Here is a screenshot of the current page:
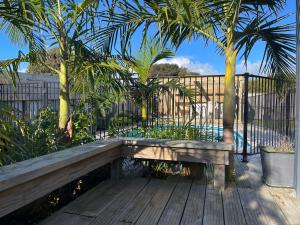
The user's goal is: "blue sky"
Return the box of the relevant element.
[0,0,296,75]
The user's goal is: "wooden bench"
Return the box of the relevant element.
[0,139,123,218]
[0,138,233,218]
[122,138,233,189]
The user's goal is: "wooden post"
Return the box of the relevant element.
[214,164,225,190]
[295,0,300,197]
[111,158,122,179]
[42,81,48,108]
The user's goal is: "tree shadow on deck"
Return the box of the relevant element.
[233,154,294,225]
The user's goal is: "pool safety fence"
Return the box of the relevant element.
[0,74,295,159]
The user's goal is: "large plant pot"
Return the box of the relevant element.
[260,146,294,188]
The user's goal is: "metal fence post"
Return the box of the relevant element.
[42,81,48,108]
[294,0,300,196]
[242,73,249,162]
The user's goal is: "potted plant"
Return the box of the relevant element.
[260,138,294,187]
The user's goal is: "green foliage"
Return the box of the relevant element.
[30,107,61,152]
[150,63,200,77]
[0,0,46,82]
[150,63,180,77]
[142,126,204,140]
[143,160,174,178]
[0,106,95,166]
[108,113,133,137]
[99,0,295,77]
[0,107,62,166]
[72,109,95,145]
[114,123,220,142]
[27,48,60,74]
[124,39,175,84]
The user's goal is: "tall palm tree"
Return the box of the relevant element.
[22,0,104,130]
[1,0,131,132]
[94,0,295,173]
[97,0,295,141]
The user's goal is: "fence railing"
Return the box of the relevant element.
[0,74,296,158]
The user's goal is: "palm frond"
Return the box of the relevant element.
[123,39,175,83]
[235,14,296,78]
[241,0,285,13]
[0,0,46,83]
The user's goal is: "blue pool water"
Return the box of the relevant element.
[117,125,251,152]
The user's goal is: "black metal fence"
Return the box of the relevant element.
[0,82,79,118]
[244,74,296,155]
[0,74,296,157]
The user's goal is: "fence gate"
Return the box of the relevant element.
[242,74,296,160]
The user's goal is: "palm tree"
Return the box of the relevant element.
[1,0,131,132]
[98,0,295,141]
[121,40,195,127]
[20,0,107,130]
[97,0,296,173]
[94,0,295,173]
[123,41,175,122]
[32,0,133,132]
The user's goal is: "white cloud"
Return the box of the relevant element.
[157,56,220,75]
[18,67,27,73]
[236,60,265,75]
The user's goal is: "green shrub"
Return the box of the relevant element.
[108,113,133,136]
[30,107,61,152]
[72,109,95,145]
[0,107,95,166]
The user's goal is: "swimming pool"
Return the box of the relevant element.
[116,124,251,153]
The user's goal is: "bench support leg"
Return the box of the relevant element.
[214,164,225,190]
[111,158,122,179]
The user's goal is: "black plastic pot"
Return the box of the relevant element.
[260,146,294,188]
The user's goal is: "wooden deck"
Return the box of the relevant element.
[39,155,300,225]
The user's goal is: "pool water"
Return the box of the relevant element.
[117,125,251,153]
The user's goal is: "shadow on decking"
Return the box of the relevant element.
[38,157,291,225]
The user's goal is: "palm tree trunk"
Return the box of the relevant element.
[223,42,237,178]
[141,96,147,122]
[58,60,70,129]
[223,51,236,143]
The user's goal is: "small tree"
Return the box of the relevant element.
[28,0,101,130]
[123,40,195,126]
[124,41,174,121]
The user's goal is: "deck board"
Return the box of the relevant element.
[203,188,224,225]
[39,156,296,225]
[223,186,246,225]
[238,187,277,225]
[63,179,126,217]
[254,187,288,225]
[114,179,163,224]
[89,178,149,225]
[268,188,300,225]
[157,178,192,225]
[180,180,206,225]
[135,178,177,225]
[39,212,93,225]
